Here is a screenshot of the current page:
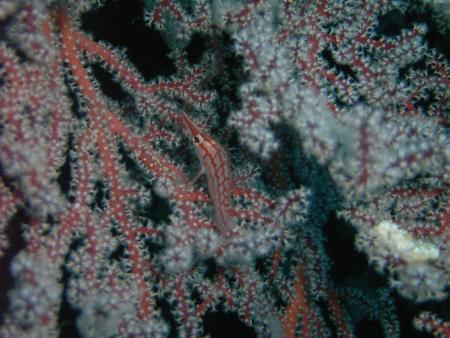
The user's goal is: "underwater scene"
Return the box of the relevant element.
[0,1,448,337]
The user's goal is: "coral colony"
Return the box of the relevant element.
[0,1,448,337]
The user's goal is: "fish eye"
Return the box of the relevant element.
[193,136,200,143]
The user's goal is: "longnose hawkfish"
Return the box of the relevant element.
[179,112,236,236]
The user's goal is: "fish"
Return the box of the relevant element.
[179,112,236,236]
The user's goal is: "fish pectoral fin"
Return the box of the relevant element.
[189,167,205,186]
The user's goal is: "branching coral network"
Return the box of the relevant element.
[0,1,448,337]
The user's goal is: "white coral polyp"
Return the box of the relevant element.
[360,220,447,302]
[374,220,440,263]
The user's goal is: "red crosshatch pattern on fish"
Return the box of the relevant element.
[179,112,236,236]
